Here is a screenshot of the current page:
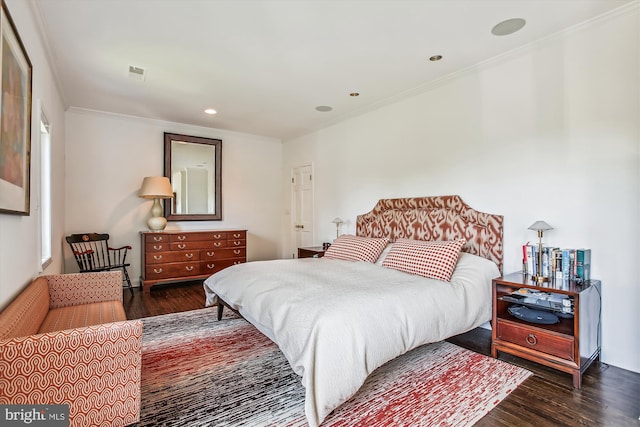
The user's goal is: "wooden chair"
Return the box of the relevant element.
[65,233,133,295]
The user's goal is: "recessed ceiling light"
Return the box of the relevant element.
[349,92,360,97]
[315,106,333,112]
[429,55,443,62]
[204,108,217,115]
[491,18,526,36]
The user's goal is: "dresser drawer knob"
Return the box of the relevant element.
[214,242,222,247]
[185,253,194,259]
[207,251,215,257]
[186,266,194,271]
[153,268,163,274]
[233,241,241,246]
[233,261,242,265]
[214,234,222,239]
[178,235,186,241]
[153,236,162,242]
[233,233,241,238]
[178,244,186,249]
[153,245,163,250]
[207,263,215,269]
[153,255,163,260]
[526,334,538,346]
[233,249,241,255]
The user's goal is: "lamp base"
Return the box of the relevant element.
[147,216,167,231]
[532,275,549,284]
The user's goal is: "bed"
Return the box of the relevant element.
[203,195,503,427]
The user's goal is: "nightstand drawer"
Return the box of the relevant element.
[496,321,574,361]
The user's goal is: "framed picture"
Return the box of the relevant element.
[0,1,32,215]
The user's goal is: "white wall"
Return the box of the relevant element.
[65,109,283,286]
[282,7,639,373]
[0,0,66,309]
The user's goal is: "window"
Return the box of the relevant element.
[40,114,52,269]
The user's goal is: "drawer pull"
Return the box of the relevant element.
[233,261,242,265]
[178,244,186,249]
[234,249,241,255]
[207,263,215,269]
[178,235,186,241]
[233,241,241,246]
[185,253,194,259]
[526,334,538,346]
[214,242,222,247]
[214,234,222,239]
[207,251,215,257]
[233,233,241,238]
[153,236,163,242]
[153,245,163,250]
[153,268,163,274]
[186,266,194,271]
[153,255,163,260]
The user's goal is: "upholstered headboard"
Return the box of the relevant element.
[356,195,504,272]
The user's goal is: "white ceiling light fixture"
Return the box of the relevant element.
[429,55,443,62]
[349,92,360,97]
[204,108,217,115]
[491,18,526,36]
[315,106,333,112]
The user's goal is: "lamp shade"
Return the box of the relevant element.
[332,217,343,225]
[528,220,553,231]
[139,176,173,199]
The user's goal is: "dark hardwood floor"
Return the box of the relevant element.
[125,282,640,427]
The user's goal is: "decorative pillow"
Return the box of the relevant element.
[381,238,466,282]
[324,235,389,263]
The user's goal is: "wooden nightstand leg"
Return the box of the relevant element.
[217,302,224,321]
[491,344,497,358]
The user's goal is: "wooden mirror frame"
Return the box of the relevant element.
[164,132,222,221]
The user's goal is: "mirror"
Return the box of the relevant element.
[164,132,222,221]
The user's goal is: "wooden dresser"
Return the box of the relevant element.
[140,229,246,293]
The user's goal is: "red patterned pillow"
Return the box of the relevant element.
[324,235,389,263]
[382,238,466,281]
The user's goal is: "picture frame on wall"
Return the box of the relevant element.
[0,1,32,215]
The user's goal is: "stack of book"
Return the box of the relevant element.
[522,244,591,281]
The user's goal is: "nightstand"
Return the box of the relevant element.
[297,246,326,258]
[491,272,601,388]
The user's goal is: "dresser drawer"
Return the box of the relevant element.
[145,251,200,265]
[146,242,169,252]
[145,234,169,244]
[201,248,246,260]
[228,231,246,240]
[170,240,230,251]
[145,262,201,280]
[496,321,574,361]
[169,232,226,243]
[200,259,245,275]
[228,239,246,248]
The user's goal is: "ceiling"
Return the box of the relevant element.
[32,0,634,140]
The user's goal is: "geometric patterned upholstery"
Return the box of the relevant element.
[0,321,142,427]
[0,271,142,426]
[356,195,504,272]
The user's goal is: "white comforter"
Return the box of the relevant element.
[203,252,499,427]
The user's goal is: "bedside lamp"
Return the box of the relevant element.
[139,176,173,231]
[332,217,343,239]
[528,220,553,284]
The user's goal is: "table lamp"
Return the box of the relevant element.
[139,176,173,231]
[332,217,343,239]
[528,220,553,284]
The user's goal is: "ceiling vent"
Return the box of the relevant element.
[128,65,146,81]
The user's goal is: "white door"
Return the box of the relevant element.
[292,164,314,257]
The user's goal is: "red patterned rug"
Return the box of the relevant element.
[139,308,531,426]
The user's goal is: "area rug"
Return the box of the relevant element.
[139,308,531,426]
